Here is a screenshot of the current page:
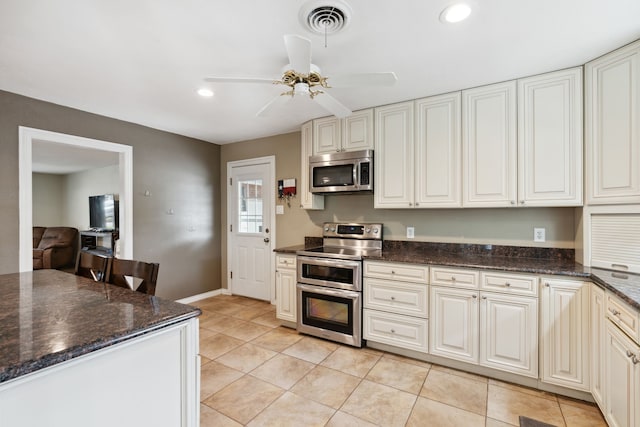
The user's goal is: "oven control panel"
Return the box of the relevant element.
[322,222,383,240]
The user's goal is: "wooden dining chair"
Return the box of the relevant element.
[75,251,112,282]
[108,258,159,296]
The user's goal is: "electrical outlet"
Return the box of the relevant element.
[406,226,415,239]
[534,227,546,242]
[276,205,284,215]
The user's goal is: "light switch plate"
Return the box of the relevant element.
[276,205,284,215]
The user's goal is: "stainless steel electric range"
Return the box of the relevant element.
[296,222,383,347]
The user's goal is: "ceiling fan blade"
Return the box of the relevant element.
[284,34,311,75]
[327,72,398,88]
[256,94,291,117]
[313,92,352,118]
[204,77,278,84]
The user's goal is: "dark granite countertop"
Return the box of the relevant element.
[0,270,201,384]
[275,239,640,311]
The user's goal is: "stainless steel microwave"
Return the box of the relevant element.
[309,149,373,194]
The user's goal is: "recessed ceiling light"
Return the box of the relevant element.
[440,3,471,23]
[197,88,214,97]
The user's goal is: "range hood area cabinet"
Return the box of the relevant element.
[312,109,374,155]
[300,121,324,210]
[373,67,583,209]
[585,39,640,205]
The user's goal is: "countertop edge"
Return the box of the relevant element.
[0,309,200,385]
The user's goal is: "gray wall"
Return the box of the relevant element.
[32,173,64,226]
[220,131,577,290]
[0,90,221,300]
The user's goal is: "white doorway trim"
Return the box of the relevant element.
[226,156,276,303]
[19,127,133,272]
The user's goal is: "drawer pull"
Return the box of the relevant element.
[390,329,395,334]
[544,282,549,287]
[451,277,457,282]
[610,309,620,316]
[633,356,639,365]
[391,270,395,274]
[627,350,634,357]
[481,296,487,300]
[390,296,396,301]
[472,294,477,299]
[504,282,511,287]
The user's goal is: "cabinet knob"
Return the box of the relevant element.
[472,294,477,299]
[505,282,511,287]
[391,270,395,274]
[390,329,396,334]
[390,296,396,301]
[451,277,457,282]
[544,282,549,287]
[408,203,413,206]
[510,200,516,205]
[415,203,419,206]
[481,296,487,300]
[627,350,634,357]
[633,355,639,365]
[520,200,525,205]
[611,309,620,316]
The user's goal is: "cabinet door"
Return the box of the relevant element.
[462,81,517,207]
[313,116,341,154]
[518,68,583,206]
[591,284,606,409]
[374,101,415,208]
[276,268,297,323]
[299,121,324,210]
[480,293,538,378]
[343,109,374,152]
[540,278,590,391]
[586,40,640,204]
[415,92,462,208]
[429,286,479,364]
[604,321,640,427]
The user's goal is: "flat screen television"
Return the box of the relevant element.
[89,194,119,231]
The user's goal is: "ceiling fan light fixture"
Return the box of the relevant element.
[440,3,472,23]
[293,82,311,96]
[197,88,214,97]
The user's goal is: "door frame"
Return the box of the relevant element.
[226,156,276,303]
[19,127,133,272]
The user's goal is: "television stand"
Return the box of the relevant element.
[80,230,117,254]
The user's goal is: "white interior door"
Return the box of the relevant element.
[228,158,274,301]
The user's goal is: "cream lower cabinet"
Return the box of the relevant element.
[430,267,538,377]
[479,292,538,378]
[540,278,590,391]
[275,254,297,323]
[363,261,429,352]
[591,284,606,408]
[604,320,640,427]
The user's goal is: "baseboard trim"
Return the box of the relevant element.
[175,288,231,304]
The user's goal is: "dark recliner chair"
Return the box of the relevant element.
[33,226,79,270]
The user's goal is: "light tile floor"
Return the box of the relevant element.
[195,294,607,427]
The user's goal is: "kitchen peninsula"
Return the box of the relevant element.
[0,269,200,427]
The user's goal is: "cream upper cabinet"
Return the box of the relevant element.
[586,40,640,205]
[342,109,374,152]
[374,101,415,208]
[462,81,518,207]
[517,68,583,206]
[540,278,590,391]
[300,121,324,210]
[415,92,462,208]
[312,109,374,154]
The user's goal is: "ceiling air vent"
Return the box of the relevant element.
[299,0,352,35]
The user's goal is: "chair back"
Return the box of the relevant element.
[75,251,111,282]
[108,258,159,296]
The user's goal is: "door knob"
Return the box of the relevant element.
[263,237,270,243]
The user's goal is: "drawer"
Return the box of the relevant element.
[364,278,428,318]
[430,266,479,289]
[480,271,538,296]
[363,308,428,353]
[364,261,428,284]
[606,293,640,345]
[276,254,296,270]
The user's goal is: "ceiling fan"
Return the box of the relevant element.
[204,34,398,118]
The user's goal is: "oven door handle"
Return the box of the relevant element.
[296,256,361,269]
[297,283,361,299]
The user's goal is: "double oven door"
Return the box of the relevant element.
[296,256,363,347]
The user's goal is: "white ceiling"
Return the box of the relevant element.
[32,139,118,174]
[2,0,640,145]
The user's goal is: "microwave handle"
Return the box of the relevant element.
[353,162,359,188]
